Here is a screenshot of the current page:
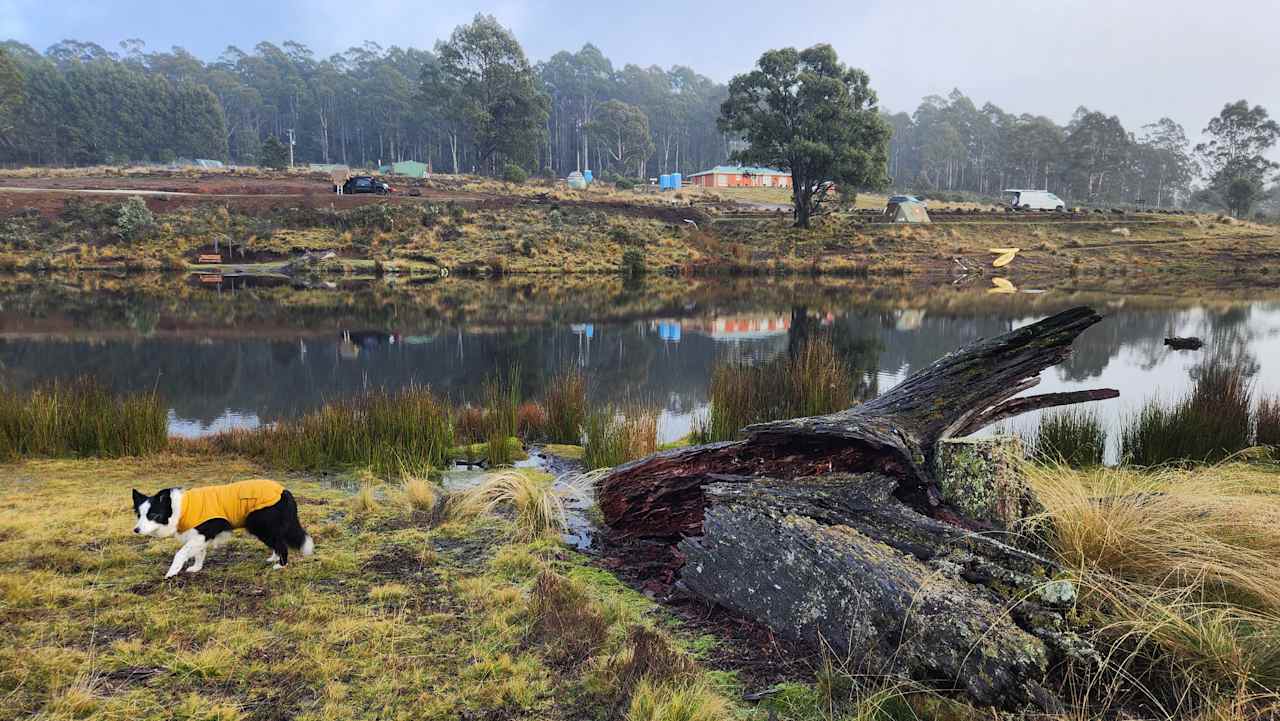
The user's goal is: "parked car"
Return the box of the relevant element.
[1004,189,1065,211]
[339,176,394,195]
[887,194,926,207]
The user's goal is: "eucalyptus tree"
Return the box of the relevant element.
[586,99,654,177]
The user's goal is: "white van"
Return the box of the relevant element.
[1005,189,1065,211]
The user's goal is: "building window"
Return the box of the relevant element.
[717,174,727,187]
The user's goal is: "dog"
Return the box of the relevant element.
[131,479,314,578]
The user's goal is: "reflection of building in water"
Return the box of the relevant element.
[571,323,594,366]
[682,315,791,340]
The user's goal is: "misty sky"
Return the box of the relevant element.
[3,0,1277,154]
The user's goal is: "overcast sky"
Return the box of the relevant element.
[2,0,1277,153]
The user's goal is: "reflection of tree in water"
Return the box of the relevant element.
[789,306,883,401]
[1059,310,1184,381]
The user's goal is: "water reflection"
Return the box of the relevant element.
[2,275,1279,448]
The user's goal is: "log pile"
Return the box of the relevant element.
[597,307,1119,710]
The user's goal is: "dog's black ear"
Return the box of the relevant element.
[132,489,147,509]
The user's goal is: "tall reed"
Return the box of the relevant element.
[1121,361,1252,467]
[1256,395,1280,449]
[0,377,167,459]
[213,385,452,477]
[544,366,587,444]
[700,335,853,443]
[1027,408,1106,467]
[483,364,521,467]
[583,405,658,470]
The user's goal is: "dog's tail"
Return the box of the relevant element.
[280,490,315,557]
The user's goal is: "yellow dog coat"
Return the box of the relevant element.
[177,479,285,533]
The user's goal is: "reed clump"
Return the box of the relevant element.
[544,367,587,443]
[700,335,853,443]
[212,385,452,477]
[1027,408,1106,467]
[1120,361,1252,467]
[483,365,521,467]
[583,405,658,470]
[1256,395,1280,449]
[451,470,565,541]
[0,377,167,459]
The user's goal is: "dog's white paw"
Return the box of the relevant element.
[272,563,284,571]
[266,552,279,563]
[185,565,202,573]
[164,569,179,579]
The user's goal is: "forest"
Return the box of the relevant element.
[0,13,1275,214]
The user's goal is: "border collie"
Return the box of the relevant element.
[131,479,314,578]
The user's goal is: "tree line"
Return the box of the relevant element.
[0,15,729,180]
[0,15,1274,217]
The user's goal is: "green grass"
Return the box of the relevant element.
[699,335,854,443]
[544,367,587,444]
[0,376,167,459]
[1120,361,1253,467]
[211,385,453,477]
[583,405,658,470]
[483,365,522,467]
[1027,408,1106,467]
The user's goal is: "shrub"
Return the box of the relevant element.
[516,402,548,441]
[544,367,587,444]
[1028,409,1106,467]
[0,376,167,459]
[114,196,155,242]
[1120,361,1252,466]
[621,247,646,276]
[584,405,658,470]
[502,163,529,184]
[700,335,853,443]
[615,178,636,191]
[212,386,452,477]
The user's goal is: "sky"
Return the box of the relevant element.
[2,0,1278,153]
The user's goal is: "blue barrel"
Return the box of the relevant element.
[583,169,593,184]
[659,174,672,190]
[671,172,682,189]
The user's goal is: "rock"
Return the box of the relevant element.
[934,436,1038,530]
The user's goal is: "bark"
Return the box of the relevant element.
[597,307,1118,709]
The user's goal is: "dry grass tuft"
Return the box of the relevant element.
[400,475,440,514]
[528,570,609,667]
[349,483,380,516]
[451,470,566,541]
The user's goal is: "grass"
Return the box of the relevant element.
[544,367,588,444]
[0,377,167,459]
[483,365,522,467]
[699,336,853,443]
[1028,462,1280,710]
[1026,408,1106,467]
[583,405,659,470]
[210,385,453,477]
[0,455,752,721]
[451,469,567,541]
[1120,361,1254,467]
[1257,395,1280,449]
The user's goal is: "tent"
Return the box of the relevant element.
[379,160,429,178]
[886,201,931,223]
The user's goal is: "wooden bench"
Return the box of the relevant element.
[198,254,223,264]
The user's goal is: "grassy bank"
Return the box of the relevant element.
[0,170,1274,279]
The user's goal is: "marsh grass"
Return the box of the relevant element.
[452,470,566,541]
[626,679,729,721]
[583,405,658,470]
[1121,361,1252,467]
[1028,463,1280,706]
[0,376,166,459]
[528,570,609,667]
[483,365,522,467]
[544,367,587,443]
[700,335,853,443]
[1027,409,1106,467]
[213,385,452,477]
[1256,395,1280,449]
[400,475,440,514]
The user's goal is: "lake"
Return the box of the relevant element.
[1,273,1276,460]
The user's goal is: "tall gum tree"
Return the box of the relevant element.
[718,44,890,228]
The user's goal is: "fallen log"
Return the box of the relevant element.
[596,306,1119,709]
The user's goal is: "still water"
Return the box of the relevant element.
[0,274,1276,459]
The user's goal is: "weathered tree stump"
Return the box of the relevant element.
[597,307,1119,710]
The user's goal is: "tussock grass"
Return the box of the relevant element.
[528,570,609,667]
[452,470,566,541]
[1028,463,1280,706]
[583,405,658,470]
[400,475,440,514]
[212,385,452,476]
[349,483,380,516]
[700,336,854,443]
[626,678,729,721]
[544,367,588,443]
[0,377,167,459]
[1027,408,1106,467]
[1256,395,1280,449]
[1121,361,1253,467]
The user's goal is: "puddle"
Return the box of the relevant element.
[442,447,597,551]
